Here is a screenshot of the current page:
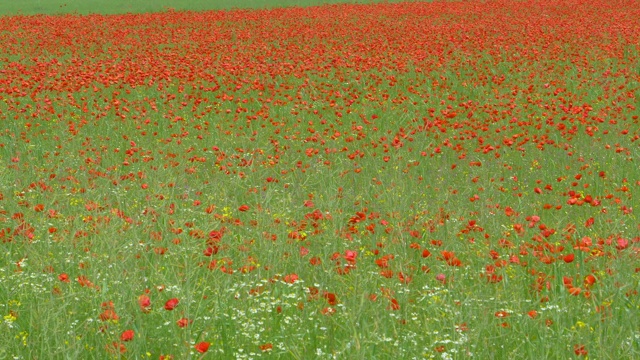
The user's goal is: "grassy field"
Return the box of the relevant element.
[0,0,639,359]
[0,0,416,16]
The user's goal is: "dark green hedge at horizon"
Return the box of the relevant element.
[0,0,424,16]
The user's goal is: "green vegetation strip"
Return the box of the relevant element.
[0,0,423,16]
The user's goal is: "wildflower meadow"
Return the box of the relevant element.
[0,0,638,358]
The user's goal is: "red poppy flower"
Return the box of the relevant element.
[99,309,119,322]
[77,275,95,288]
[321,307,335,315]
[562,253,574,263]
[574,344,588,356]
[138,295,151,312]
[563,276,574,289]
[195,342,210,353]
[344,250,357,263]
[299,246,309,256]
[203,246,218,256]
[569,287,582,296]
[440,251,462,266]
[441,250,455,261]
[323,292,338,306]
[238,205,250,212]
[164,298,179,311]
[616,238,629,250]
[387,298,400,310]
[176,317,192,328]
[584,274,596,287]
[120,329,134,342]
[283,273,299,283]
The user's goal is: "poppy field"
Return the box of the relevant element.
[1,0,639,358]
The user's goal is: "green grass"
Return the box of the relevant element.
[0,0,417,16]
